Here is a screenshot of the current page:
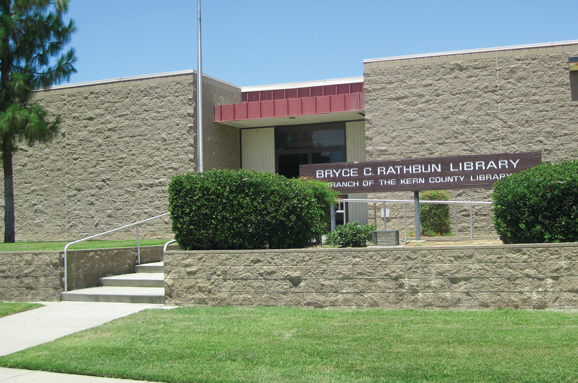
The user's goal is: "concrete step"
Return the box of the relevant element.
[101,273,164,287]
[62,286,165,304]
[136,261,164,273]
[61,261,166,304]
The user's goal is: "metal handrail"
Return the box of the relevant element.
[336,198,492,241]
[163,239,177,254]
[338,198,492,205]
[62,212,170,292]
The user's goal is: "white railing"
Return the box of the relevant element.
[62,212,170,291]
[336,198,492,241]
[163,239,177,253]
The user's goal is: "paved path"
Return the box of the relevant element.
[0,368,159,382]
[0,301,166,382]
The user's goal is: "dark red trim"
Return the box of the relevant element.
[218,82,364,122]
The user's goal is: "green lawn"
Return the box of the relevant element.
[1,307,577,382]
[0,302,42,318]
[0,239,172,252]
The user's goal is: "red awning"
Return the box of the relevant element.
[216,82,364,124]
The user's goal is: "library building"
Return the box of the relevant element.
[5,40,578,241]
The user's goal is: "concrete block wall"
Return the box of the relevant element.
[164,243,578,309]
[0,245,171,301]
[363,42,578,235]
[201,76,242,170]
[0,251,62,301]
[0,71,241,241]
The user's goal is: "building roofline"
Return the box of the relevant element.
[364,40,578,64]
[240,76,364,92]
[41,69,241,91]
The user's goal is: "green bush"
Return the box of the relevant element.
[168,169,338,250]
[325,221,376,248]
[420,190,452,236]
[492,160,578,244]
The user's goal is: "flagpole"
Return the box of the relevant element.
[196,0,203,172]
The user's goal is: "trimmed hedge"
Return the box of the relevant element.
[168,170,338,250]
[325,221,376,248]
[420,190,452,236]
[492,160,578,244]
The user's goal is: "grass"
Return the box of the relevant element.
[0,307,577,382]
[0,239,172,252]
[0,302,42,318]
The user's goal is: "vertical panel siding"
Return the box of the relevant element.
[346,121,368,224]
[346,121,366,162]
[241,128,275,173]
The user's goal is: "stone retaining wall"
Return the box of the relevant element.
[1,245,171,301]
[0,251,62,301]
[164,243,578,309]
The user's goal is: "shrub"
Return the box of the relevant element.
[420,190,452,236]
[325,221,376,248]
[492,160,578,244]
[168,169,338,250]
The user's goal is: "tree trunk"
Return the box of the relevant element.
[0,2,14,242]
[3,143,15,243]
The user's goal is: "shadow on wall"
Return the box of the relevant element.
[570,57,578,101]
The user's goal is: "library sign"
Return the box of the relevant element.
[299,151,542,194]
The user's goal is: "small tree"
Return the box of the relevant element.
[420,190,452,236]
[0,0,76,242]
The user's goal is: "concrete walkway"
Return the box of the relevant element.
[0,301,166,382]
[0,368,159,382]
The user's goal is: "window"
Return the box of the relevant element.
[275,122,346,178]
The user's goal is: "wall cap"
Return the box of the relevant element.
[364,40,578,65]
[166,242,578,254]
[36,70,241,92]
[241,76,364,92]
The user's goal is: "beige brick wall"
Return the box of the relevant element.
[164,243,578,309]
[364,45,578,235]
[0,251,62,301]
[0,245,173,301]
[0,72,241,241]
[201,76,242,170]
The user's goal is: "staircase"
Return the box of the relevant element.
[61,262,165,304]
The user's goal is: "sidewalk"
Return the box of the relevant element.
[0,301,166,382]
[0,367,159,382]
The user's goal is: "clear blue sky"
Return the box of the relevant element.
[65,0,578,87]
